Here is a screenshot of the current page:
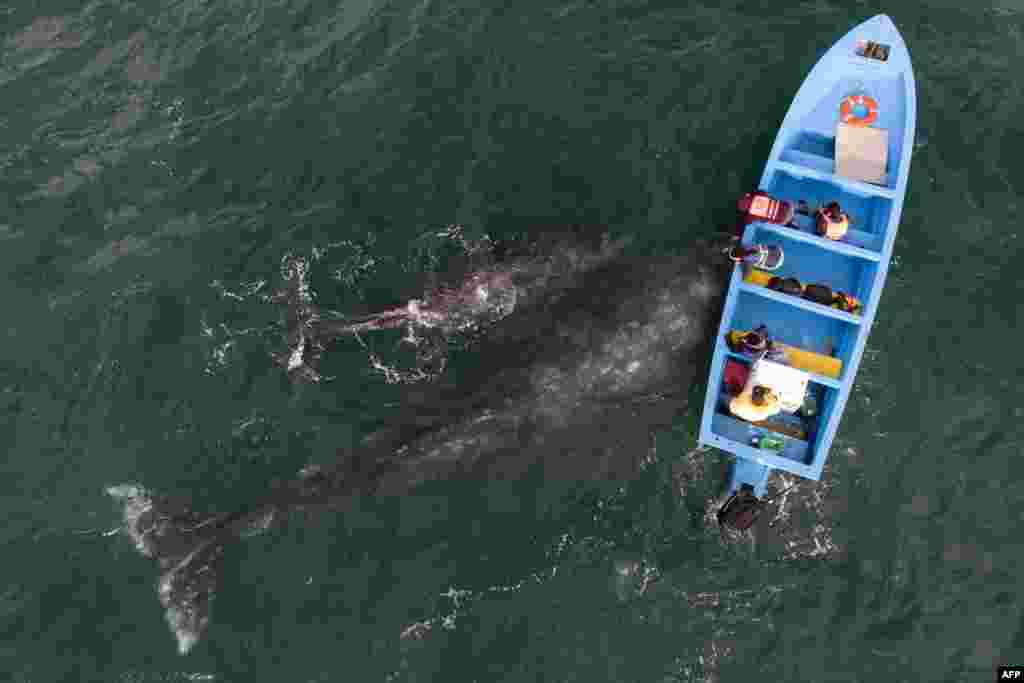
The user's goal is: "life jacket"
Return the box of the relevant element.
[816,209,849,240]
[737,191,794,226]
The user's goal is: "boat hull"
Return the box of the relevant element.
[699,15,916,497]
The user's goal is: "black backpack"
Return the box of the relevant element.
[802,283,835,306]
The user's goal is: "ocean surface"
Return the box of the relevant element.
[2,1,1023,681]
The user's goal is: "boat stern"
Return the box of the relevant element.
[728,458,771,498]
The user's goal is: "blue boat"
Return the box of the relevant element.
[698,15,916,513]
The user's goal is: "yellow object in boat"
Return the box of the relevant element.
[744,268,775,287]
[727,329,842,379]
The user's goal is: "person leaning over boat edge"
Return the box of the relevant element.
[725,242,784,271]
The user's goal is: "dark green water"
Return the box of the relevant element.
[2,1,1023,681]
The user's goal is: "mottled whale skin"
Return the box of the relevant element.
[109,228,729,654]
[272,226,629,383]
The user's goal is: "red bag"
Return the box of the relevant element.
[723,359,750,395]
[737,191,795,226]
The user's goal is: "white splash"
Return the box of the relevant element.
[287,336,306,371]
[241,509,276,538]
[105,484,154,556]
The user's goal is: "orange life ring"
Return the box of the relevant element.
[839,94,878,126]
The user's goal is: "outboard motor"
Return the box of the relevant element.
[717,481,798,532]
[716,484,765,531]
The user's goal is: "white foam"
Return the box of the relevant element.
[105,483,144,500]
[105,484,157,555]
[172,613,200,655]
[241,509,276,538]
[287,337,306,370]
[160,572,207,655]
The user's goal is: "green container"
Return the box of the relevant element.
[756,434,786,452]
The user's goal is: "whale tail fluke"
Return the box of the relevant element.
[107,484,240,655]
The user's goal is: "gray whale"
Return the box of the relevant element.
[109,229,729,654]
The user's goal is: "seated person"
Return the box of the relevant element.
[727,326,788,363]
[815,202,850,240]
[729,383,782,423]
